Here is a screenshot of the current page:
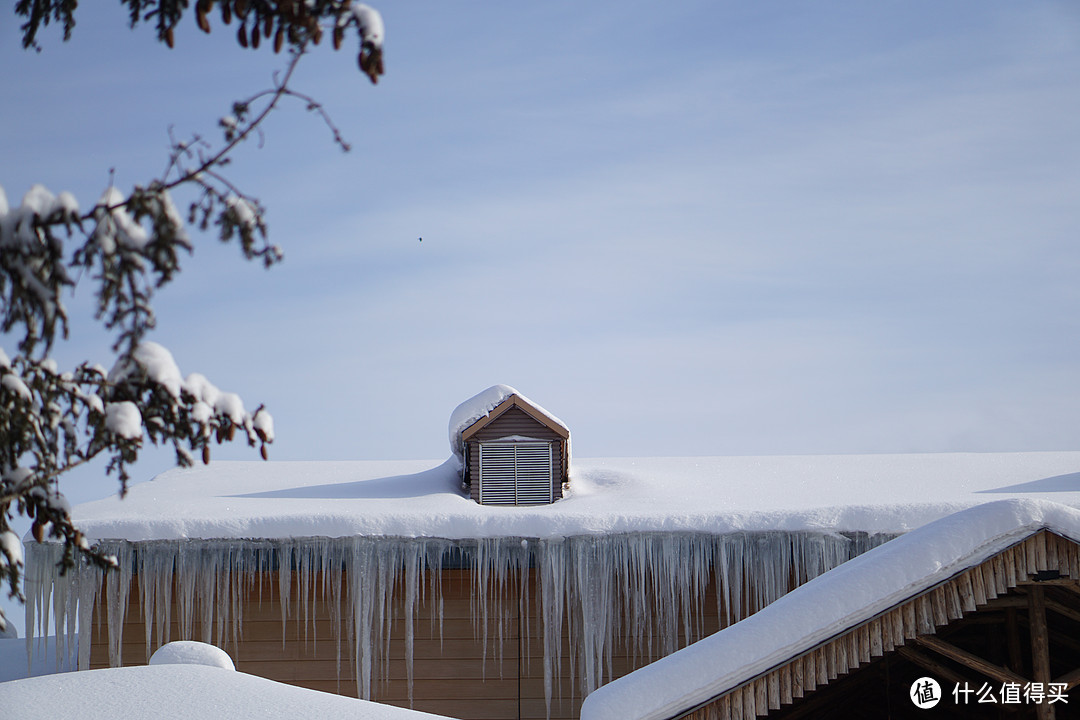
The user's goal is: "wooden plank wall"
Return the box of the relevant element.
[89,567,722,720]
[681,530,1079,720]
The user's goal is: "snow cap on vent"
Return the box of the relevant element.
[448,385,568,462]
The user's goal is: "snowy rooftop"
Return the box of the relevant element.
[579,497,1080,720]
[68,451,1080,542]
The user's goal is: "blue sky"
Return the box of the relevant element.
[2,0,1080,513]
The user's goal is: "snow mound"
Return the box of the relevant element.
[0,663,452,720]
[149,640,235,670]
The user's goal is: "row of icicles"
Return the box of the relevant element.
[25,530,894,717]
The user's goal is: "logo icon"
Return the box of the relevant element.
[911,677,942,709]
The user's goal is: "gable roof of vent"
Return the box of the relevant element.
[448,385,569,461]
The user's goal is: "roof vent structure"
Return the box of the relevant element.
[449,385,570,506]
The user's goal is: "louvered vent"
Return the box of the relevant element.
[478,442,553,505]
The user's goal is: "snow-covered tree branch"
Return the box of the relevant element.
[1,0,385,632]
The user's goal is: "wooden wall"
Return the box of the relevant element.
[89,567,721,720]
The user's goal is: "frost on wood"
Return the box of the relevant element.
[25,530,893,714]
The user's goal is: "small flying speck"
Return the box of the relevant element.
[418,237,422,242]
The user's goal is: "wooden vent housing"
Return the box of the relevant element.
[461,395,569,506]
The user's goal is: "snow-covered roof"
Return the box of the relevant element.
[0,662,452,720]
[447,384,569,461]
[579,497,1080,720]
[65,451,1080,543]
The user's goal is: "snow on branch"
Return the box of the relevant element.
[346,3,385,83]
[4,0,385,639]
[19,1,387,86]
[0,335,273,629]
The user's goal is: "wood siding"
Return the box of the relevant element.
[88,567,722,720]
[466,406,567,504]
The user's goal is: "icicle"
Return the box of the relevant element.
[76,560,102,670]
[537,538,567,719]
[104,542,133,667]
[277,543,292,649]
[348,538,377,700]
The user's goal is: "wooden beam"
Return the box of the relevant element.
[955,614,1012,625]
[1006,607,1025,676]
[727,683,742,720]
[1035,531,1049,572]
[971,566,988,606]
[1045,627,1080,656]
[1029,586,1055,720]
[915,635,1028,686]
[791,654,805,699]
[780,663,793,706]
[1045,597,1080,626]
[983,595,1029,610]
[1018,578,1080,588]
[1050,579,1080,598]
[767,669,781,711]
[1052,666,1080,692]
[995,554,1011,594]
[896,646,971,688]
